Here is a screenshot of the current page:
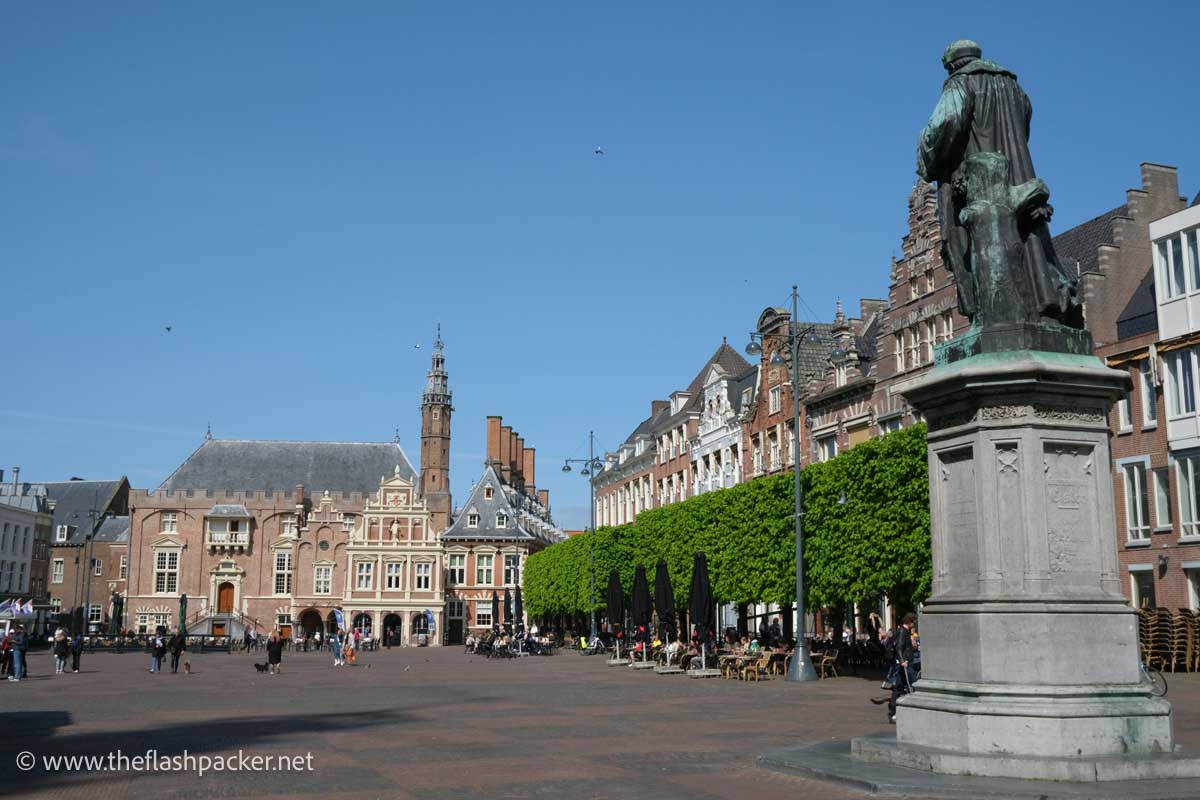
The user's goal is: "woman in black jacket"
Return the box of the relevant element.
[169,632,186,674]
[266,631,284,675]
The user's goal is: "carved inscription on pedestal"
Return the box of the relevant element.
[995,444,1023,590]
[937,447,978,595]
[1043,444,1098,576]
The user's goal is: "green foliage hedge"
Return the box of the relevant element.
[524,424,931,619]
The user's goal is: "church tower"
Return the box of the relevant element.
[420,325,453,532]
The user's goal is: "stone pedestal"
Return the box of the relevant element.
[856,350,1200,780]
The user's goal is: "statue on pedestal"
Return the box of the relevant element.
[917,40,1084,332]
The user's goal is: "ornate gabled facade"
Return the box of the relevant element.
[442,421,564,642]
[689,358,755,495]
[344,467,443,646]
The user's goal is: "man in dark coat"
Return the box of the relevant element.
[169,631,186,674]
[887,613,919,723]
[917,40,1082,329]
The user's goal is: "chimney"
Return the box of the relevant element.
[12,466,19,494]
[537,489,549,511]
[499,426,513,481]
[522,447,536,493]
[651,400,669,417]
[0,469,4,486]
[508,430,519,476]
[295,484,305,507]
[514,436,525,486]
[486,416,503,465]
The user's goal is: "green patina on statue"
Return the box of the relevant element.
[918,40,1085,334]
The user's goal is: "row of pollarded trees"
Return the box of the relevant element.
[524,424,933,634]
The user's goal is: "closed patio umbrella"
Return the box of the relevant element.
[491,591,500,633]
[514,586,524,632]
[654,559,676,642]
[631,564,652,663]
[607,568,624,658]
[503,587,513,632]
[689,552,714,671]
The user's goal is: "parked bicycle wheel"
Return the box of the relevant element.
[1141,663,1168,698]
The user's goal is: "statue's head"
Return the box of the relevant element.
[942,39,982,72]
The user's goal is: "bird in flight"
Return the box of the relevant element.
[594,146,605,157]
[164,324,172,333]
[414,342,421,349]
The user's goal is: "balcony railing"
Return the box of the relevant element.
[206,531,250,549]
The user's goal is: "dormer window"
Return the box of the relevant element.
[484,486,494,500]
[281,514,298,537]
[496,512,508,527]
[467,513,480,528]
[55,525,70,543]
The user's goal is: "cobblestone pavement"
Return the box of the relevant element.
[1,646,1197,799]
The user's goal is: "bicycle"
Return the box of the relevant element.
[1140,660,1168,697]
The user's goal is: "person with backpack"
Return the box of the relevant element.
[53,629,70,674]
[888,613,918,723]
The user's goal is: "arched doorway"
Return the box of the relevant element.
[382,613,402,647]
[326,610,340,634]
[299,609,322,636]
[352,613,373,637]
[411,611,430,646]
[217,582,235,614]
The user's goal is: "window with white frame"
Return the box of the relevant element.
[504,554,520,586]
[341,513,354,532]
[314,564,331,595]
[769,386,781,414]
[1154,467,1172,529]
[93,557,103,577]
[1122,461,1150,542]
[447,553,465,585]
[894,333,904,370]
[476,553,494,586]
[355,561,373,590]
[1158,238,1187,299]
[496,512,508,528]
[154,550,179,593]
[55,525,69,543]
[1178,455,1200,539]
[1131,568,1156,610]
[161,512,178,533]
[281,514,297,537]
[386,561,403,589]
[1141,361,1157,425]
[50,597,62,613]
[416,562,431,590]
[939,311,953,343]
[447,599,464,618]
[1117,388,1132,431]
[475,606,493,627]
[88,604,102,625]
[1168,350,1196,416]
[923,320,936,364]
[119,554,128,579]
[817,435,837,463]
[52,558,64,584]
[467,513,479,528]
[274,551,293,594]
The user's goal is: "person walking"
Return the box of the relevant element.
[70,631,83,673]
[53,629,70,674]
[267,630,284,675]
[7,625,28,681]
[331,629,343,667]
[169,630,185,673]
[344,629,357,665]
[1,630,13,677]
[888,613,919,723]
[150,632,166,673]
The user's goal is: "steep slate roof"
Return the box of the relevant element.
[1052,205,1128,276]
[729,365,759,416]
[207,504,251,518]
[93,515,130,543]
[792,322,837,379]
[1116,270,1158,341]
[158,439,416,493]
[442,465,533,542]
[0,479,128,545]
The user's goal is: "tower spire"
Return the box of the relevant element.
[420,325,453,532]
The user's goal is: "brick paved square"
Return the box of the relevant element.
[2,647,1198,799]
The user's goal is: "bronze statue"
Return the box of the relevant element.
[918,40,1084,331]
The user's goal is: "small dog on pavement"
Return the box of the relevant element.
[254,662,269,673]
[183,661,192,675]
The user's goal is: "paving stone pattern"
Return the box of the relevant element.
[1,647,1197,800]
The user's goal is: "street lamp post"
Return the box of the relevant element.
[746,284,819,683]
[562,431,604,642]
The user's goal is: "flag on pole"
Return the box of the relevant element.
[333,608,345,631]
[0,599,10,614]
[22,600,34,614]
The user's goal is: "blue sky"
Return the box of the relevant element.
[2,2,1196,528]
